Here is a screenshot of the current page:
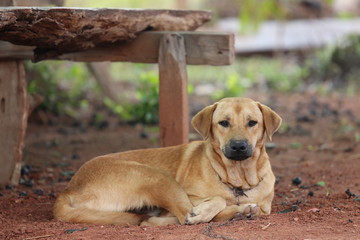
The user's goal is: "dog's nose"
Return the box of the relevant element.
[230,140,248,152]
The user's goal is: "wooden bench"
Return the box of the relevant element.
[0,7,234,185]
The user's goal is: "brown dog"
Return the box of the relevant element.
[54,97,282,226]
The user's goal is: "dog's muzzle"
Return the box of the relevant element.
[223,139,253,161]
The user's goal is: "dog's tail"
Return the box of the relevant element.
[53,193,144,225]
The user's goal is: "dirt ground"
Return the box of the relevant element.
[0,92,359,240]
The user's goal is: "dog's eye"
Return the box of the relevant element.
[248,120,258,127]
[218,120,230,128]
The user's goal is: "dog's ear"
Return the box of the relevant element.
[191,104,218,140]
[257,103,282,141]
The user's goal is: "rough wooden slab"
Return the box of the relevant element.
[0,7,211,60]
[0,61,27,185]
[0,32,234,65]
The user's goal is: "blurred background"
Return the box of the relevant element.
[14,0,360,128]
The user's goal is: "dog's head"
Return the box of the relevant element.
[192,98,282,161]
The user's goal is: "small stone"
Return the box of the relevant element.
[48,192,56,198]
[19,191,28,197]
[296,115,313,123]
[292,177,302,186]
[57,127,70,135]
[345,189,356,198]
[291,205,300,211]
[33,189,44,196]
[60,170,75,177]
[140,132,149,139]
[343,147,354,152]
[72,121,81,127]
[20,179,33,188]
[21,165,31,176]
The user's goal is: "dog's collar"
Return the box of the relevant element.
[227,176,264,203]
[227,185,248,206]
[229,186,248,198]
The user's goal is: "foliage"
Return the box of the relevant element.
[26,61,93,118]
[332,35,360,78]
[105,71,160,124]
[239,0,285,34]
[355,132,360,142]
[211,57,305,100]
[105,69,194,124]
[305,34,360,91]
[317,181,326,187]
[260,58,306,92]
[212,72,249,100]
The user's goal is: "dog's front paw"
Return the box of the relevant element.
[184,197,226,225]
[184,205,214,225]
[234,204,260,219]
[243,204,260,217]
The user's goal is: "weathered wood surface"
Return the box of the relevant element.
[59,31,234,65]
[0,41,34,59]
[0,32,235,65]
[0,61,27,185]
[159,33,189,147]
[0,7,211,61]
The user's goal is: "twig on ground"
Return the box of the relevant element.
[23,234,53,240]
[261,223,271,230]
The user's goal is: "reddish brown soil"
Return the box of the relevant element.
[1,93,359,240]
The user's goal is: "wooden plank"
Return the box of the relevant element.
[0,61,28,186]
[158,33,189,147]
[0,32,235,66]
[0,41,34,59]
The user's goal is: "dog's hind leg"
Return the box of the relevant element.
[134,168,194,225]
[53,192,145,225]
[54,161,194,225]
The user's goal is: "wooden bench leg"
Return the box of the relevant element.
[0,61,28,186]
[158,33,189,147]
